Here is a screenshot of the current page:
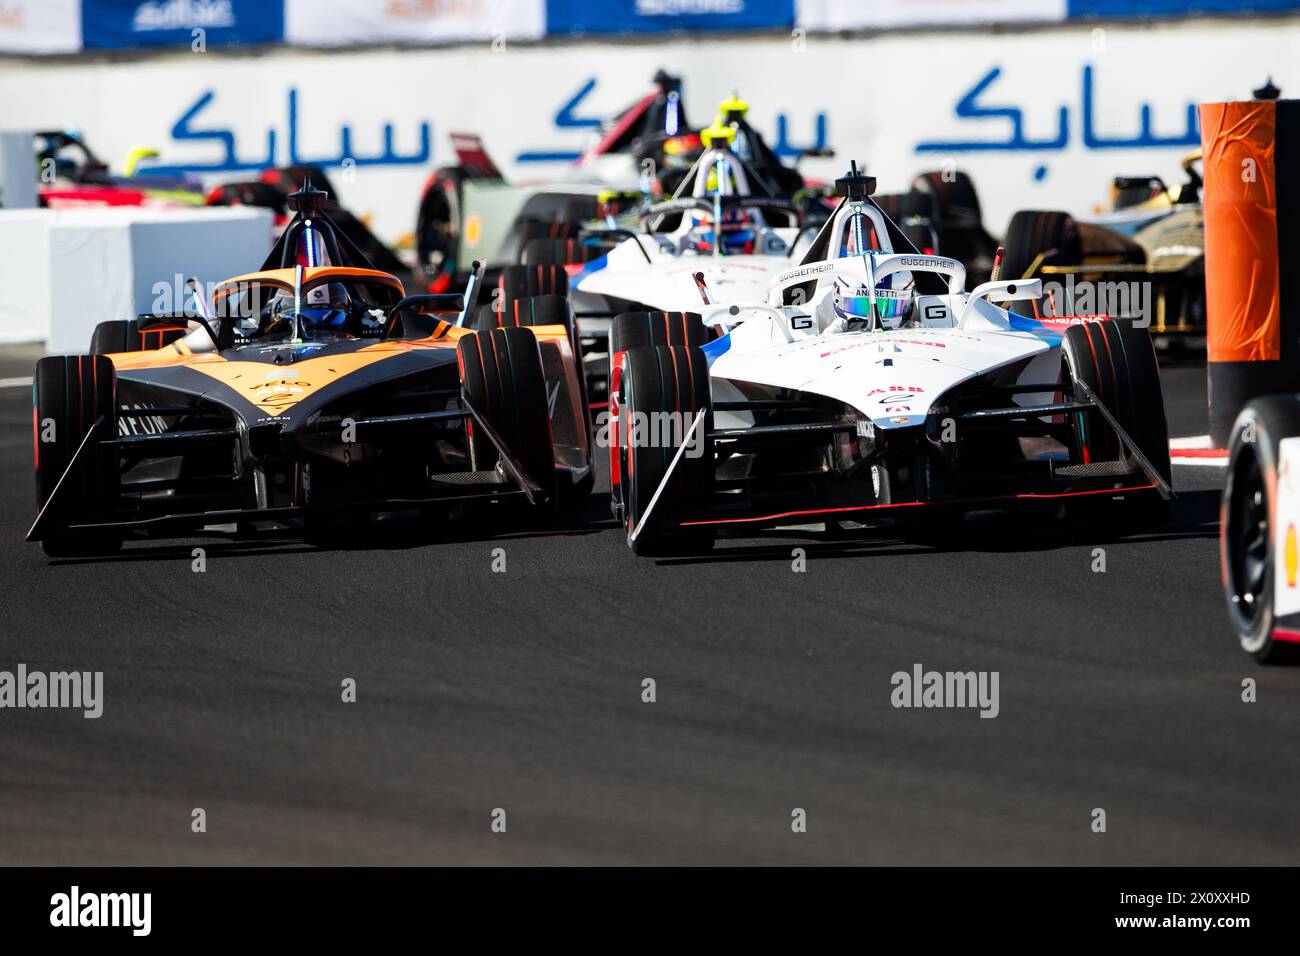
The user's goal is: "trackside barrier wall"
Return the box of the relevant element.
[1202,98,1300,446]
[4,19,1299,246]
[0,206,273,349]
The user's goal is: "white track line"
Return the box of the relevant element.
[1170,434,1227,467]
[0,376,32,388]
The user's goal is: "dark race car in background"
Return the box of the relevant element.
[35,130,206,209]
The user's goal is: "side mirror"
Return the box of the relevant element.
[968,278,1042,304]
[134,313,219,351]
[180,277,222,348]
[959,279,1043,328]
[383,293,467,340]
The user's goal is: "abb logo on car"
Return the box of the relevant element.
[866,386,925,397]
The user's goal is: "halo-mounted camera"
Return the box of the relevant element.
[287,179,330,217]
[835,161,877,201]
[259,176,378,272]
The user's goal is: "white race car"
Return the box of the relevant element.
[606,166,1173,555]
[568,120,807,316]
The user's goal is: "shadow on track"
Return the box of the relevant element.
[45,492,620,566]
[655,489,1220,567]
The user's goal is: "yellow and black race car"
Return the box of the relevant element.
[29,182,592,557]
[999,150,1206,338]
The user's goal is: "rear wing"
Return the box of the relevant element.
[449,133,504,180]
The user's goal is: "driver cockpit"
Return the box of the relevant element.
[823,269,917,334]
[679,121,768,256]
[822,203,914,332]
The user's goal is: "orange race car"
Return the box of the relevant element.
[28,182,592,557]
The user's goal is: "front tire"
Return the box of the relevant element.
[416,167,466,291]
[457,327,558,513]
[1060,320,1171,529]
[618,345,715,556]
[91,318,187,354]
[1222,396,1300,662]
[608,312,709,523]
[33,355,122,557]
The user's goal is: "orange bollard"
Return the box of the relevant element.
[1201,99,1297,446]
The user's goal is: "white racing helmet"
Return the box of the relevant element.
[832,273,915,331]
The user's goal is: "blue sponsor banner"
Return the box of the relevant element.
[82,0,284,50]
[1069,0,1300,15]
[547,0,793,35]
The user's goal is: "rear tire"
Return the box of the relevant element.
[1001,210,1081,316]
[91,320,135,354]
[495,263,569,304]
[618,345,715,555]
[1060,320,1171,529]
[91,319,187,354]
[416,167,466,290]
[457,327,557,513]
[472,294,592,508]
[520,237,596,267]
[33,355,122,557]
[1222,397,1300,663]
[518,219,583,244]
[477,293,572,332]
[913,169,982,227]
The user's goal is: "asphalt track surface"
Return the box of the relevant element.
[1,343,1297,866]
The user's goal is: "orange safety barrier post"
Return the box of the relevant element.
[1202,98,1297,446]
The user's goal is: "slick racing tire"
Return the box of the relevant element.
[91,319,187,354]
[618,345,715,556]
[416,166,466,292]
[610,311,709,355]
[476,294,593,495]
[477,294,573,333]
[1001,210,1081,315]
[458,327,557,510]
[608,312,709,522]
[91,320,140,354]
[520,237,597,267]
[1222,397,1300,664]
[560,196,600,223]
[495,264,569,305]
[33,355,122,558]
[912,170,999,283]
[1060,320,1171,529]
[518,219,584,246]
[913,169,982,227]
[478,265,571,335]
